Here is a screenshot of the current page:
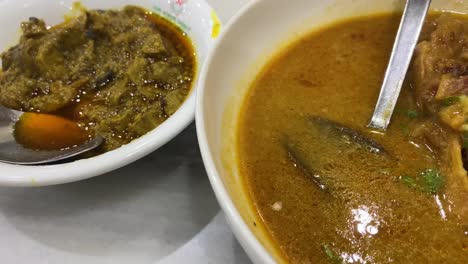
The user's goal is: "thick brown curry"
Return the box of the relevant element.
[238,13,467,263]
[0,6,195,153]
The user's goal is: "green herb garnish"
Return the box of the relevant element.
[400,175,418,189]
[407,109,418,119]
[420,169,444,194]
[441,96,460,107]
[399,169,444,194]
[399,123,410,136]
[322,244,343,264]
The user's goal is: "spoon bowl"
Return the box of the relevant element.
[0,106,103,165]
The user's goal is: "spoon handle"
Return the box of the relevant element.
[368,0,431,130]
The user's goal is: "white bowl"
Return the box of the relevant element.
[196,0,468,263]
[0,0,219,187]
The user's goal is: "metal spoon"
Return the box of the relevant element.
[0,105,103,165]
[368,0,431,131]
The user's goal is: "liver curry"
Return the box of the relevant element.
[0,6,195,152]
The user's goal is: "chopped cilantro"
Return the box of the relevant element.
[399,169,444,194]
[407,109,418,119]
[399,123,410,136]
[322,244,342,264]
[441,96,460,107]
[400,175,418,189]
[393,107,405,115]
[420,169,444,194]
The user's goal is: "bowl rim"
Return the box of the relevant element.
[196,0,275,263]
[0,0,215,187]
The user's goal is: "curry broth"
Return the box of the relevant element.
[238,14,467,263]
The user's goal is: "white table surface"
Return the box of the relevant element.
[0,1,253,263]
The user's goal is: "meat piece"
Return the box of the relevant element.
[0,16,91,112]
[26,79,88,112]
[412,14,468,112]
[128,102,166,137]
[443,137,468,223]
[20,17,47,39]
[97,77,129,106]
[164,89,188,115]
[411,14,468,222]
[410,119,450,151]
[412,41,440,110]
[435,75,468,100]
[438,95,468,131]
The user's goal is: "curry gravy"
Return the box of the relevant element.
[1,6,195,152]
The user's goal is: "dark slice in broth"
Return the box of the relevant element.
[237,13,468,263]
